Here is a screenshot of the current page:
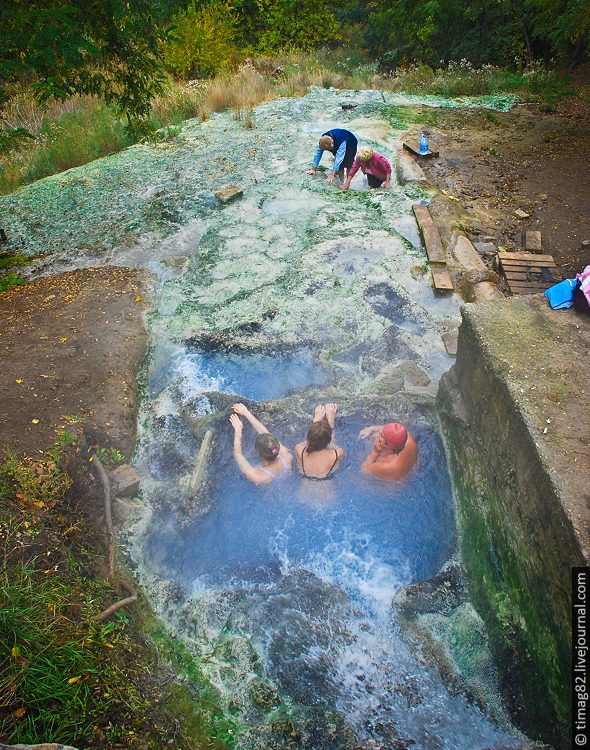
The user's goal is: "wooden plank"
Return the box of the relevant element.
[403,141,439,158]
[502,264,559,274]
[431,264,453,291]
[525,230,543,253]
[421,224,446,263]
[500,252,555,262]
[503,269,561,282]
[412,204,433,227]
[509,285,551,295]
[502,263,557,273]
[500,258,556,268]
[506,278,557,287]
[506,280,556,291]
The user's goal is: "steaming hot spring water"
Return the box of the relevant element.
[0,86,532,748]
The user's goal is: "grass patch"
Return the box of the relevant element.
[0,271,27,294]
[0,81,204,194]
[0,254,30,269]
[0,447,232,748]
[379,60,573,101]
[0,569,136,744]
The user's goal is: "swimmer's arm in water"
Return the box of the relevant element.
[230,415,272,484]
[358,425,383,440]
[232,403,269,435]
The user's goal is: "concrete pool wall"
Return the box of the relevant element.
[437,294,589,748]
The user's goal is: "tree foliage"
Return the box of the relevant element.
[164,1,237,76]
[0,0,167,152]
[255,0,341,52]
[367,0,589,69]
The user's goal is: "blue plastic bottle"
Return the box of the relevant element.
[419,133,429,155]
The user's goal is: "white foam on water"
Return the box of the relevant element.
[176,353,224,400]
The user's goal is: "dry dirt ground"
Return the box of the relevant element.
[0,267,147,460]
[415,66,590,275]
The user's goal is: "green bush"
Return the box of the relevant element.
[164,1,238,78]
[256,0,341,52]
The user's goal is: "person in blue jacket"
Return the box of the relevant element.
[306,128,358,184]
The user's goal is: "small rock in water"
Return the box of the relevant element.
[215,186,243,204]
[410,264,427,279]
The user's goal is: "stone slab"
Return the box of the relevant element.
[396,150,428,183]
[441,329,459,356]
[473,241,498,257]
[524,230,543,253]
[109,463,140,498]
[215,186,243,204]
[449,233,487,273]
[188,429,214,496]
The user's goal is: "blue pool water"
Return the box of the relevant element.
[139,345,524,749]
[151,346,329,401]
[146,418,455,591]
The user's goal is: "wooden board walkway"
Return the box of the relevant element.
[498,252,561,295]
[412,204,453,292]
[403,141,439,158]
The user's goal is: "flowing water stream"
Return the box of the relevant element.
[1,87,530,748]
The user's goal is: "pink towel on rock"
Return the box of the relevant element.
[576,265,590,305]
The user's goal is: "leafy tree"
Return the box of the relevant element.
[367,0,589,68]
[0,0,166,153]
[164,1,237,77]
[255,0,341,52]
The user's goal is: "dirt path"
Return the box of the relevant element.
[415,67,590,275]
[0,267,148,460]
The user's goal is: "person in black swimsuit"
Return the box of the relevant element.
[295,403,344,479]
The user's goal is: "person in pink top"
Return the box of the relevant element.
[341,146,392,191]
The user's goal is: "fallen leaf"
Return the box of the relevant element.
[11,645,21,658]
[60,337,68,343]
[12,707,26,719]
[15,379,23,384]
[134,295,142,302]
[31,419,40,424]
[67,675,82,684]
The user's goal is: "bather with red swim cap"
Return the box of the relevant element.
[382,422,408,453]
[360,420,418,481]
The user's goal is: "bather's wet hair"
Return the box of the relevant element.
[255,433,281,462]
[306,420,333,452]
